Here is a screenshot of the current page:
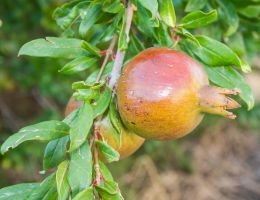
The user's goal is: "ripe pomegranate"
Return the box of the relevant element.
[65,98,144,159]
[117,48,240,140]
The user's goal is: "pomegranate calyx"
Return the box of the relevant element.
[198,86,241,119]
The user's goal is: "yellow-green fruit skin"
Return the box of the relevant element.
[100,116,144,159]
[65,99,144,159]
[117,48,209,140]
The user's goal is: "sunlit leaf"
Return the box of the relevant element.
[28,174,57,200]
[19,37,88,58]
[56,161,70,200]
[0,183,39,200]
[180,10,218,29]
[73,187,94,200]
[43,136,69,170]
[70,103,93,151]
[1,121,70,154]
[204,66,254,110]
[96,140,120,163]
[158,0,176,27]
[68,142,92,196]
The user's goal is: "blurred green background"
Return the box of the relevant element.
[0,1,260,200]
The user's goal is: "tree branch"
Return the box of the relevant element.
[108,1,136,91]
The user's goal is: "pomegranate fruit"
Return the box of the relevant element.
[65,98,144,159]
[117,48,240,140]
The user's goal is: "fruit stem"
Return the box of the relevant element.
[198,86,241,119]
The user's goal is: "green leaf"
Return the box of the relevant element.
[158,0,176,27]
[72,81,105,90]
[53,0,90,30]
[95,181,119,195]
[93,87,112,118]
[156,23,173,47]
[178,28,200,47]
[70,103,93,152]
[28,174,57,200]
[182,35,251,73]
[238,5,260,18]
[86,62,114,82]
[180,10,218,29]
[96,140,120,163]
[59,56,98,74]
[97,12,123,45]
[79,3,103,38]
[118,14,128,51]
[73,89,100,102]
[1,121,70,154]
[63,108,80,126]
[19,37,88,58]
[95,181,124,200]
[56,161,70,200]
[216,0,239,36]
[195,35,250,72]
[226,32,245,57]
[43,136,69,170]
[68,142,93,196]
[135,1,158,39]
[109,98,123,135]
[99,161,114,181]
[0,183,39,200]
[185,0,207,12]
[138,0,158,16]
[72,187,95,200]
[102,0,124,14]
[204,66,254,110]
[81,41,101,57]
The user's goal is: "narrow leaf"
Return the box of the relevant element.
[70,103,93,151]
[180,10,218,29]
[19,37,88,58]
[43,136,69,170]
[195,35,250,72]
[28,174,57,200]
[93,87,112,118]
[0,183,39,200]
[68,142,93,196]
[81,41,101,57]
[102,0,124,14]
[99,161,114,181]
[185,0,207,12]
[95,140,120,163]
[56,161,70,200]
[204,66,254,110]
[109,99,123,135]
[1,121,70,154]
[79,3,103,37]
[59,56,98,74]
[158,0,176,27]
[138,0,158,16]
[72,187,94,200]
[216,0,239,36]
[53,1,90,30]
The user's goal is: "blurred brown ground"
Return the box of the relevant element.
[119,124,260,200]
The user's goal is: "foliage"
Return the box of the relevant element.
[1,0,260,199]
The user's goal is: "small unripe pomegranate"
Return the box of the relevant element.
[65,98,144,159]
[117,48,240,140]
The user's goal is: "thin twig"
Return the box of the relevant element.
[96,35,118,82]
[108,1,136,91]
